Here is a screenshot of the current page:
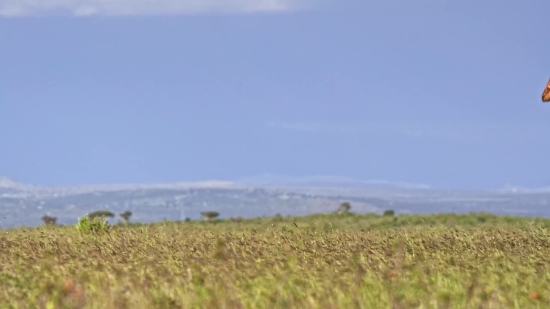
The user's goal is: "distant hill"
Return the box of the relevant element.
[2,178,550,228]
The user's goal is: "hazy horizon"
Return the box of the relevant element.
[1,0,550,190]
[2,174,549,193]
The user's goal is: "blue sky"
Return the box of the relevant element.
[1,0,549,190]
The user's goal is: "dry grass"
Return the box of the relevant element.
[1,213,550,308]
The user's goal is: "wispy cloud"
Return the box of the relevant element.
[265,120,550,141]
[265,121,370,134]
[265,121,322,133]
[0,0,308,17]
[265,120,449,137]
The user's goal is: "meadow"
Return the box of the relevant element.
[1,212,550,309]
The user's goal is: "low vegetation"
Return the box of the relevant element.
[1,212,550,308]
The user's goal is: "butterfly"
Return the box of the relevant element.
[543,78,550,103]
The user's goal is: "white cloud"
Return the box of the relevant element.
[0,0,308,17]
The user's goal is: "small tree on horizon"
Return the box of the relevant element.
[335,202,351,215]
[201,211,220,221]
[41,215,57,225]
[119,211,132,224]
[230,216,243,223]
[88,210,115,221]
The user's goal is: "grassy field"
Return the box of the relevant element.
[1,212,550,309]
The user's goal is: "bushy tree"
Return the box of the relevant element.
[383,209,395,217]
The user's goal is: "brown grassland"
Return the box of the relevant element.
[1,212,550,308]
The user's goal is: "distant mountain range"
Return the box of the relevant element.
[236,174,433,189]
[2,176,550,229]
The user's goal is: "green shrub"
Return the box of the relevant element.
[75,216,108,234]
